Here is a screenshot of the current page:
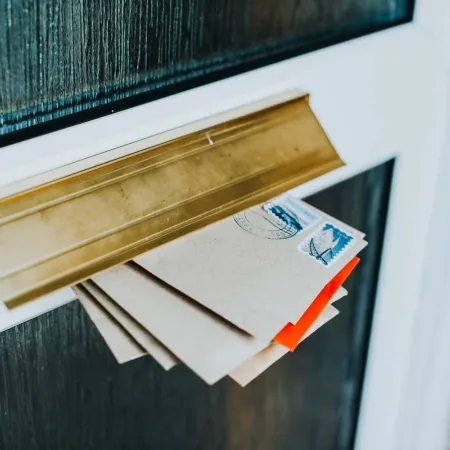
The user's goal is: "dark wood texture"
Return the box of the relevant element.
[0,160,394,450]
[0,0,413,146]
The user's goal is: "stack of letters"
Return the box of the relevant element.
[73,194,366,386]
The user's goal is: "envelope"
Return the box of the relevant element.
[73,285,145,364]
[89,261,349,383]
[81,280,178,370]
[229,304,340,386]
[134,196,366,341]
[91,263,269,385]
[275,256,359,350]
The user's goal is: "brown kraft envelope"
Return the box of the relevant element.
[229,303,341,386]
[91,263,269,385]
[73,285,146,364]
[134,197,366,341]
[81,280,179,370]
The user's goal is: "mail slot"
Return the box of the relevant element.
[0,92,343,308]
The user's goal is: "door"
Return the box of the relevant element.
[0,1,449,449]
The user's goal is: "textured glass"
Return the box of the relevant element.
[0,0,413,143]
[0,161,394,450]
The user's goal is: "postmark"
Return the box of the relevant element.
[298,222,353,266]
[234,195,320,240]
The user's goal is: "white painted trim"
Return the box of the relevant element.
[1,5,450,450]
[396,108,450,450]
[0,24,427,188]
[0,288,75,333]
[386,3,450,449]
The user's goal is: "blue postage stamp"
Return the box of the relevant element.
[298,223,353,266]
[262,195,320,235]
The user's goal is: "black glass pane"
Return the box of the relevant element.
[0,0,413,145]
[0,160,394,450]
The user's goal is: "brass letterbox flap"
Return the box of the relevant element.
[0,92,344,308]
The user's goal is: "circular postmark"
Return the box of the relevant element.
[233,209,298,240]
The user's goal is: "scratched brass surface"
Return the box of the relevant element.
[0,94,343,308]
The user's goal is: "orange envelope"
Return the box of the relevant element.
[274,257,360,350]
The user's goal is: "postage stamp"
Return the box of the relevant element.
[234,195,320,240]
[298,222,354,266]
[264,195,320,230]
